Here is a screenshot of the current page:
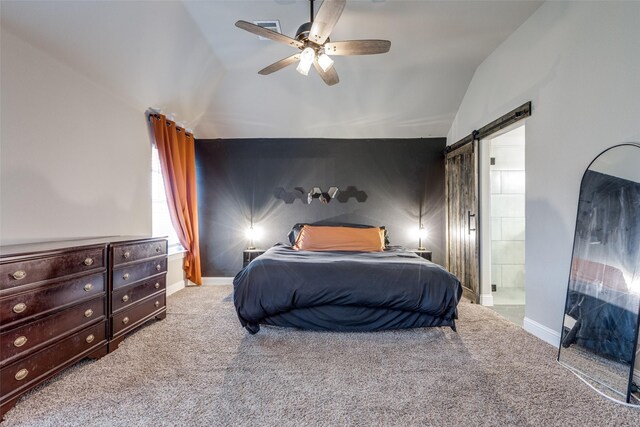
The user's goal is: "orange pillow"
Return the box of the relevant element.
[294,225,385,252]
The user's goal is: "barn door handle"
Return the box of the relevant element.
[468,211,476,234]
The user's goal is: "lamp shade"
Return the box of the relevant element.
[317,53,334,71]
[296,47,315,76]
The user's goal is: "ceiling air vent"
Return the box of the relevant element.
[252,20,281,40]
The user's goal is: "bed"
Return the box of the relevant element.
[561,258,639,363]
[233,224,462,334]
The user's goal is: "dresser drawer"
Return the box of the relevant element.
[0,296,105,366]
[112,240,167,266]
[111,293,166,337]
[0,272,105,328]
[111,275,165,314]
[112,258,167,290]
[0,247,105,291]
[0,321,106,400]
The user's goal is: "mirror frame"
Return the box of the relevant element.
[557,143,640,404]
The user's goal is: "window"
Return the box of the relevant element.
[151,146,183,252]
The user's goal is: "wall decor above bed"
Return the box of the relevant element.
[274,186,367,204]
[307,187,339,204]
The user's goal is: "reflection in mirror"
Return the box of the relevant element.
[558,143,640,405]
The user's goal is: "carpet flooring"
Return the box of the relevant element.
[3,286,638,426]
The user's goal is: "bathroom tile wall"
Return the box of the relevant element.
[491,131,525,290]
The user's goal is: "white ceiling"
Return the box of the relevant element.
[0,0,542,139]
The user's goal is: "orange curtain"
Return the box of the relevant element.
[150,114,202,285]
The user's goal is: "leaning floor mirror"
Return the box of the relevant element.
[558,143,640,405]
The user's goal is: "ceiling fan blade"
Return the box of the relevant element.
[309,0,346,45]
[258,54,301,75]
[313,59,339,86]
[324,40,391,56]
[235,20,303,48]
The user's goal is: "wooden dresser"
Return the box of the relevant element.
[0,236,167,417]
[108,238,167,352]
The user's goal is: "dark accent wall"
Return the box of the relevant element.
[196,138,446,276]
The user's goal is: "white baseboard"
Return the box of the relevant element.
[166,279,186,296]
[523,317,561,347]
[201,277,234,286]
[480,293,494,306]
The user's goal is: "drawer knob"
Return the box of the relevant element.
[12,270,27,280]
[123,251,131,259]
[15,369,29,381]
[122,295,129,302]
[156,264,162,271]
[154,301,160,308]
[156,247,161,253]
[84,309,93,318]
[86,334,95,344]
[83,257,94,266]
[122,317,129,324]
[13,303,27,314]
[123,273,130,280]
[84,283,93,292]
[154,282,160,289]
[13,336,28,348]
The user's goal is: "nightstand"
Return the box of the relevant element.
[243,249,265,268]
[412,249,432,261]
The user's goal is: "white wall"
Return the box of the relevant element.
[0,27,151,243]
[447,2,640,343]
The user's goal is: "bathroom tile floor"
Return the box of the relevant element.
[490,287,525,326]
[490,305,525,326]
[492,287,525,305]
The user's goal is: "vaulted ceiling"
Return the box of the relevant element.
[1,0,542,139]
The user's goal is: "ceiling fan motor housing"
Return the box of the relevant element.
[295,22,311,41]
[295,22,329,44]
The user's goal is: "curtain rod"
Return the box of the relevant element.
[147,112,195,137]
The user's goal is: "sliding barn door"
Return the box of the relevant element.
[446,140,480,302]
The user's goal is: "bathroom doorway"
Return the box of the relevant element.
[480,124,526,325]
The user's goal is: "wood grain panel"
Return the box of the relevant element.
[111,294,166,337]
[0,272,105,328]
[0,296,105,366]
[111,239,167,266]
[0,248,105,291]
[111,275,165,313]
[446,140,479,302]
[0,322,106,400]
[112,258,167,290]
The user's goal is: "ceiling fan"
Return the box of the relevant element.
[235,0,391,86]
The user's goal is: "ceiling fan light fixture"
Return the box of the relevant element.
[296,61,312,76]
[317,53,334,72]
[297,47,315,76]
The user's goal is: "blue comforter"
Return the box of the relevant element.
[233,245,462,333]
